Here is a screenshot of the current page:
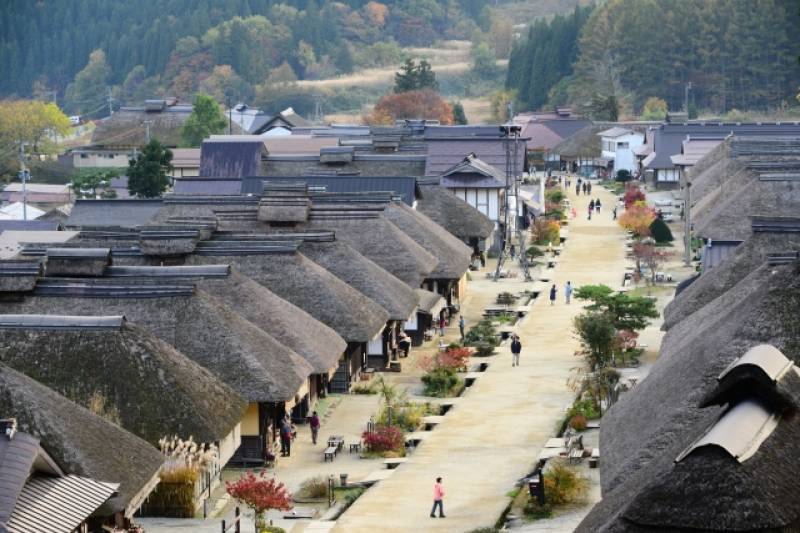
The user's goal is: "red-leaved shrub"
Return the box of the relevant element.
[226,470,293,514]
[362,426,404,452]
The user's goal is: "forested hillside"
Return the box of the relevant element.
[0,0,491,114]
[507,0,800,116]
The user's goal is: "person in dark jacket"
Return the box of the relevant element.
[510,335,522,367]
[595,198,601,212]
[589,199,595,211]
[310,411,321,445]
[279,417,293,456]
[550,284,557,305]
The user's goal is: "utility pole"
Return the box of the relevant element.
[683,170,692,266]
[18,143,29,221]
[313,94,325,125]
[227,98,232,134]
[107,87,114,116]
[684,82,692,115]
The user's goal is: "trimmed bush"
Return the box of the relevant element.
[568,414,588,431]
[649,217,674,243]
[464,319,499,347]
[615,169,632,182]
[421,367,461,397]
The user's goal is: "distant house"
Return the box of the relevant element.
[641,122,800,188]
[598,127,645,174]
[0,419,120,533]
[514,110,591,169]
[252,107,312,136]
[424,125,528,177]
[1,183,71,205]
[439,154,506,225]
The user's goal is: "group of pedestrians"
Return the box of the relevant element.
[279,410,322,457]
[575,178,592,196]
[587,198,602,220]
[549,281,573,305]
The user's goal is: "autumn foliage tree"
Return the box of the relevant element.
[226,470,292,525]
[622,184,646,208]
[618,202,656,238]
[369,89,453,125]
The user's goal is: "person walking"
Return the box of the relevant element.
[458,315,465,341]
[279,417,293,457]
[587,182,592,195]
[439,315,446,337]
[565,281,573,304]
[430,477,445,518]
[595,198,601,213]
[511,334,522,367]
[575,183,581,196]
[612,206,617,220]
[589,199,595,212]
[549,283,557,305]
[582,182,588,195]
[510,244,516,259]
[310,411,321,445]
[587,204,593,220]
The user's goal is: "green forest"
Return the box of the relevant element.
[0,0,497,115]
[507,0,800,116]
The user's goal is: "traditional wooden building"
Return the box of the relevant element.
[0,364,163,530]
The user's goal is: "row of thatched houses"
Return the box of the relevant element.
[0,146,495,527]
[577,134,800,531]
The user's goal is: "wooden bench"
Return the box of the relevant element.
[324,446,337,462]
[349,442,362,454]
[589,448,600,468]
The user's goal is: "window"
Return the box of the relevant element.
[617,142,629,149]
[80,153,88,159]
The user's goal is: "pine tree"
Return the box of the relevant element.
[127,139,173,198]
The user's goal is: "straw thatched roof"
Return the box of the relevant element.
[198,269,345,374]
[593,260,799,493]
[663,224,800,329]
[0,318,246,445]
[297,239,418,321]
[415,183,494,241]
[687,138,734,204]
[550,124,608,159]
[579,261,800,532]
[2,287,313,403]
[305,214,438,288]
[383,202,472,280]
[0,364,163,517]
[187,251,390,343]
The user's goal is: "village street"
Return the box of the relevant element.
[329,183,628,532]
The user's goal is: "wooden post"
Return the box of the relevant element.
[221,519,225,533]
[235,507,241,533]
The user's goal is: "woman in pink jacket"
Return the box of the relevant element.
[430,477,445,518]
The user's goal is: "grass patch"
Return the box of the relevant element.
[295,476,328,500]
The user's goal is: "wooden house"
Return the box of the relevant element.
[0,365,163,530]
[0,420,121,533]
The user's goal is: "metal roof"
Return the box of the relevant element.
[0,315,125,331]
[45,248,110,259]
[67,200,162,229]
[7,474,118,533]
[249,176,419,205]
[751,217,800,233]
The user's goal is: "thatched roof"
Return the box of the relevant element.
[663,223,800,329]
[2,287,313,403]
[383,202,472,280]
[415,183,494,241]
[687,139,734,204]
[200,138,266,178]
[579,262,800,531]
[187,251,390,343]
[197,269,345,373]
[551,124,609,159]
[92,104,189,148]
[0,317,246,445]
[0,364,163,517]
[589,260,800,496]
[304,213,438,288]
[296,238,418,321]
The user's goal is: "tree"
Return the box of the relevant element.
[618,202,656,238]
[127,139,173,198]
[634,243,671,283]
[574,284,659,332]
[65,50,110,116]
[622,184,646,208]
[226,470,292,530]
[451,102,468,124]
[370,89,453,124]
[615,169,632,182]
[70,169,119,199]
[393,59,439,93]
[198,65,253,104]
[649,217,674,243]
[641,97,668,120]
[181,93,227,147]
[0,100,71,158]
[471,42,497,80]
[574,311,616,370]
[490,89,515,122]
